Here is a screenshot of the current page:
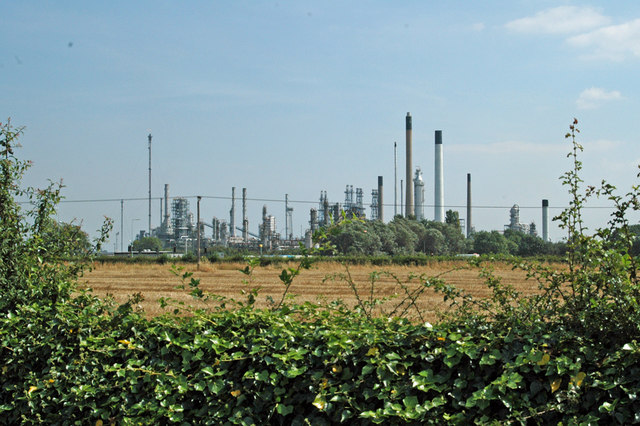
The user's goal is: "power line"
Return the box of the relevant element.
[17,195,616,210]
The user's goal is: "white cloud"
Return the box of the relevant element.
[567,19,640,60]
[576,88,622,109]
[505,6,610,35]
[471,22,485,32]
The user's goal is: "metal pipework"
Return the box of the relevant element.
[378,176,383,222]
[242,188,248,242]
[230,187,236,238]
[414,168,424,221]
[164,184,170,232]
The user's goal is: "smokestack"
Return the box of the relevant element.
[310,208,318,232]
[378,176,384,222]
[394,142,397,217]
[434,130,444,222]
[405,113,414,217]
[466,174,472,238]
[542,199,549,242]
[164,184,170,232]
[230,187,236,237]
[242,188,248,242]
[323,193,329,227]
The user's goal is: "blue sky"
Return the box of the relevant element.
[3,1,640,246]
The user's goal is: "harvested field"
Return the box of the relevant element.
[80,260,553,322]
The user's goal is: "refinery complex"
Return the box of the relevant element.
[129,113,550,254]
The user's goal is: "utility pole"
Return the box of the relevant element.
[197,196,201,268]
[148,133,152,236]
[120,199,124,252]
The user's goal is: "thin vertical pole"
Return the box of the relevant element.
[285,194,289,240]
[400,180,404,217]
[197,196,201,268]
[120,199,124,252]
[148,134,152,235]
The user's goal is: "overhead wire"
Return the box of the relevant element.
[17,195,616,210]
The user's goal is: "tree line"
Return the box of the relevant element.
[325,211,567,256]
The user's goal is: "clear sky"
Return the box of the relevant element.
[3,1,640,247]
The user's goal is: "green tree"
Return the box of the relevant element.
[0,120,110,313]
[330,220,381,255]
[418,228,445,255]
[504,229,550,256]
[445,209,460,229]
[389,217,418,254]
[40,218,92,258]
[424,220,468,255]
[367,220,398,254]
[516,233,547,256]
[132,236,163,252]
[472,230,512,255]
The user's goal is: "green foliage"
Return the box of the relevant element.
[132,236,163,252]
[40,217,93,258]
[326,215,470,256]
[472,230,513,255]
[0,120,110,314]
[444,209,460,228]
[6,118,640,424]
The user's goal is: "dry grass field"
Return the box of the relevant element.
[80,260,551,322]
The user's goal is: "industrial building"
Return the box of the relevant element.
[130,111,551,255]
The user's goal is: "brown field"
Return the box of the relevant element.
[80,260,551,322]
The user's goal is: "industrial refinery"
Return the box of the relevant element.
[128,112,551,254]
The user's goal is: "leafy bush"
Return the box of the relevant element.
[4,118,640,424]
[131,236,163,252]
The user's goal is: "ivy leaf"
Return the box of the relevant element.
[403,395,419,410]
[312,395,326,410]
[276,404,293,415]
[570,372,586,387]
[366,347,379,357]
[537,353,550,366]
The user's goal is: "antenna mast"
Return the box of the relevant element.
[148,133,152,235]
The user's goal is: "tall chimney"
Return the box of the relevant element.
[405,113,414,217]
[242,187,248,242]
[310,208,318,232]
[394,142,397,217]
[542,199,549,242]
[434,130,444,222]
[466,174,472,237]
[230,187,236,237]
[378,176,384,222]
[164,184,170,232]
